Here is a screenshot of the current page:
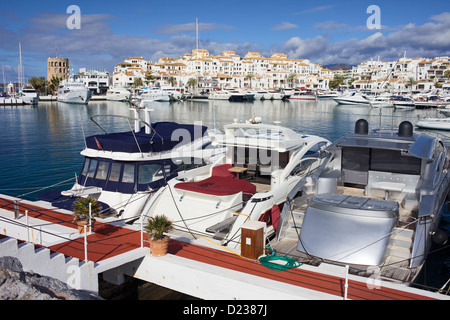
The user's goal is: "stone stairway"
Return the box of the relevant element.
[0,235,97,292]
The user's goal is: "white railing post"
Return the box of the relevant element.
[84,225,88,262]
[140,214,144,248]
[344,265,349,300]
[25,210,29,242]
[89,202,92,235]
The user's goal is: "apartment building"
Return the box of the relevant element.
[350,56,450,93]
[111,49,332,90]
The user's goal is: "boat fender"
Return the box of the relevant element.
[432,229,448,246]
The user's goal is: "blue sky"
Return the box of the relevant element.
[1,0,449,81]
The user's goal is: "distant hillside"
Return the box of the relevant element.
[324,64,353,70]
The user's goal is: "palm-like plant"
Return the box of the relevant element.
[144,215,173,241]
[72,197,101,222]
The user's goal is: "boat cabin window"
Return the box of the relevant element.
[341,147,422,187]
[122,164,135,183]
[87,159,98,178]
[370,149,421,175]
[109,163,121,182]
[95,161,110,180]
[139,164,162,184]
[233,147,289,170]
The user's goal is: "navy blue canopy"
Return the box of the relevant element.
[85,122,207,153]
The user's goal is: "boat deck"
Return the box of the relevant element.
[270,185,420,283]
[0,195,444,300]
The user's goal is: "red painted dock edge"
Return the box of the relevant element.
[0,197,436,300]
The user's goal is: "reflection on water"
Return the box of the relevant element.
[1,99,450,200]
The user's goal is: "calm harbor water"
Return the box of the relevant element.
[0,98,449,294]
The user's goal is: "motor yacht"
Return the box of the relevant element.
[139,89,170,102]
[316,90,340,99]
[256,90,273,100]
[20,85,39,105]
[416,116,450,130]
[208,90,231,100]
[333,90,370,105]
[38,108,226,222]
[57,75,92,104]
[106,87,132,102]
[393,96,416,109]
[290,90,316,100]
[269,90,285,100]
[141,117,330,248]
[272,119,450,285]
[370,96,394,108]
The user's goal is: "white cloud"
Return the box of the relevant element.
[273,22,298,31]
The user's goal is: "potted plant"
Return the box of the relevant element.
[72,197,101,234]
[144,215,173,257]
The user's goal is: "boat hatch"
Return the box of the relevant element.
[297,194,399,266]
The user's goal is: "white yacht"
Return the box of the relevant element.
[272,119,450,285]
[317,90,340,99]
[139,89,170,102]
[57,76,92,104]
[141,118,330,248]
[416,116,450,130]
[290,90,316,100]
[39,108,226,222]
[257,90,273,100]
[208,90,231,100]
[269,90,285,100]
[106,87,132,102]
[333,90,370,105]
[370,96,394,108]
[19,85,39,105]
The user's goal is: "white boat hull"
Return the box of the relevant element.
[416,118,450,130]
[58,90,92,104]
[333,98,369,105]
[290,95,316,100]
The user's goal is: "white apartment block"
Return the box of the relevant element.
[112,49,333,90]
[350,56,450,93]
[78,68,110,94]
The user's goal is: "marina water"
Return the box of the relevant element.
[1,98,449,294]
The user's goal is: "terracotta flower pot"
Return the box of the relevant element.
[77,221,90,234]
[148,236,170,257]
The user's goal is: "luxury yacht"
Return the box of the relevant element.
[57,75,92,104]
[106,87,132,102]
[333,90,370,105]
[39,108,226,222]
[20,85,39,105]
[141,117,330,248]
[272,119,450,285]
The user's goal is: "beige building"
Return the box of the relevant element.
[47,57,69,81]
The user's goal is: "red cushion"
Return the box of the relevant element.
[174,176,256,197]
[211,164,236,178]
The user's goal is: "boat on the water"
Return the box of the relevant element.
[139,88,170,102]
[370,95,393,108]
[19,85,39,105]
[106,87,132,102]
[57,75,92,104]
[333,90,370,105]
[416,116,450,130]
[272,119,450,285]
[141,117,331,247]
[38,108,226,222]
